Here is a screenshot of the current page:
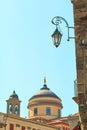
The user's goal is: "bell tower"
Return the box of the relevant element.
[72,0,87,130]
[6,90,21,116]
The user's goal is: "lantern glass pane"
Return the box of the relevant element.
[52,33,62,47]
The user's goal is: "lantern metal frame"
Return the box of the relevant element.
[51,16,74,47]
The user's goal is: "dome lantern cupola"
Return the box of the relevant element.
[40,77,50,90]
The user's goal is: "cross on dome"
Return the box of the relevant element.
[44,76,46,85]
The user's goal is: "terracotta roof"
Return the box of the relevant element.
[72,125,79,130]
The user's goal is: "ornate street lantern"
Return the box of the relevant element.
[52,28,62,47]
[51,16,74,47]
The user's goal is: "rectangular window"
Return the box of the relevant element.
[0,124,3,128]
[58,109,61,118]
[10,124,14,130]
[27,127,31,130]
[63,127,65,130]
[34,108,38,115]
[22,126,25,130]
[46,107,51,115]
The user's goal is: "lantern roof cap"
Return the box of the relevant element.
[52,28,62,37]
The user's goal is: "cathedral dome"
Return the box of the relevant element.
[9,90,19,99]
[29,81,61,101]
[28,77,63,119]
[29,77,61,102]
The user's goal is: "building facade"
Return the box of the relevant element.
[0,77,79,130]
[72,0,87,130]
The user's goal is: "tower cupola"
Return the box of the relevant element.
[6,90,21,116]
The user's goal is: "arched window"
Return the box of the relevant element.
[34,108,38,115]
[15,105,18,114]
[9,104,13,114]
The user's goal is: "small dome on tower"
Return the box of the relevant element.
[7,90,21,116]
[9,90,19,99]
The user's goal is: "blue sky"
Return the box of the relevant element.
[0,0,78,117]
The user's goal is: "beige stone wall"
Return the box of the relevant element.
[6,98,21,116]
[68,116,79,130]
[29,105,61,119]
[28,97,62,119]
[4,114,58,130]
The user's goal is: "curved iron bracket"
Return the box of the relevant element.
[51,16,74,41]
